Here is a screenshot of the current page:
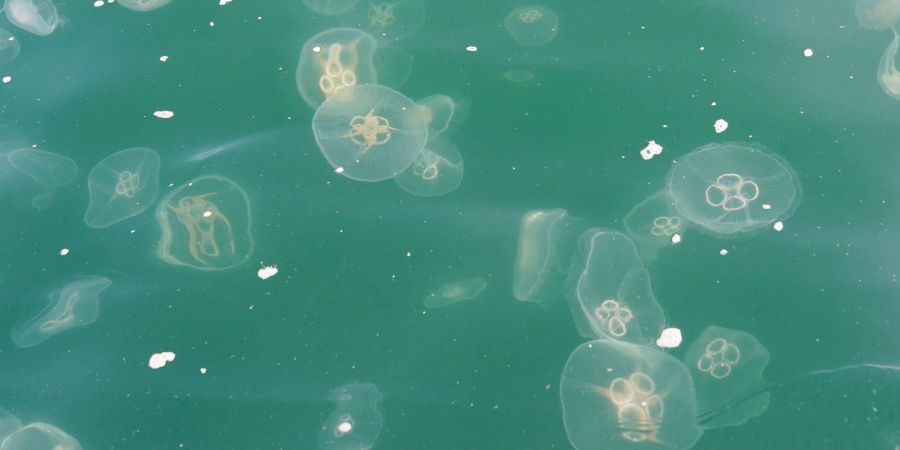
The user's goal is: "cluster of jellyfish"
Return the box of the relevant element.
[510,142,801,449]
[0,407,82,449]
[854,0,900,100]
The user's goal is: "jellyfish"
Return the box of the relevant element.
[415,95,459,140]
[341,0,425,41]
[156,175,254,271]
[423,277,487,308]
[84,147,161,229]
[504,5,559,46]
[666,142,800,236]
[623,190,684,262]
[393,139,464,197]
[560,339,703,450]
[11,275,111,349]
[683,325,771,429]
[2,0,61,36]
[296,28,379,108]
[878,29,900,100]
[855,0,900,30]
[0,422,82,450]
[502,69,536,85]
[117,0,172,11]
[319,383,384,450]
[512,209,583,308]
[312,83,428,182]
[7,148,77,210]
[301,0,358,15]
[0,28,21,65]
[0,408,23,443]
[565,229,666,344]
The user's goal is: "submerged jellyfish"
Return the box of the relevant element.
[512,209,582,308]
[504,5,559,46]
[666,142,800,236]
[0,408,23,442]
[503,69,536,84]
[296,28,379,108]
[560,339,703,450]
[878,30,900,100]
[855,0,900,30]
[7,148,77,210]
[312,83,427,182]
[3,0,61,36]
[341,0,425,41]
[84,147,161,228]
[320,383,384,450]
[0,422,82,450]
[156,175,254,271]
[393,139,464,197]
[623,190,684,262]
[11,275,111,349]
[302,0,358,15]
[423,277,487,308]
[565,229,665,344]
[684,325,771,429]
[0,28,21,65]
[416,95,459,140]
[117,0,172,11]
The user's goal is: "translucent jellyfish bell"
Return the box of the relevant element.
[11,275,111,349]
[296,28,379,108]
[623,190,684,262]
[0,422,82,450]
[312,83,428,182]
[512,209,582,308]
[565,229,666,344]
[341,0,425,41]
[878,30,900,100]
[423,277,487,309]
[684,325,771,429]
[320,383,384,450]
[301,0,358,15]
[84,147,161,228]
[0,28,21,65]
[416,95,458,140]
[855,0,900,30]
[117,0,172,11]
[504,5,559,46]
[3,0,61,36]
[560,339,703,450]
[7,148,77,210]
[393,139,464,197]
[666,142,800,236]
[156,175,254,271]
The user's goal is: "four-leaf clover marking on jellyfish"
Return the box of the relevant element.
[696,337,741,379]
[704,173,760,212]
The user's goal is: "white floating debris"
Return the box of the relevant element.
[153,110,174,119]
[218,0,232,4]
[337,420,353,433]
[209,21,215,27]
[671,233,682,244]
[656,327,683,349]
[59,248,69,256]
[148,351,176,370]
[2,76,11,84]
[714,119,729,134]
[719,249,728,256]
[200,367,207,374]
[639,140,664,160]
[257,265,278,280]
[466,45,478,52]
[159,55,169,62]
[803,48,814,58]
[93,0,104,7]
[202,210,212,218]
[761,204,772,210]
[334,166,345,174]
[773,221,784,232]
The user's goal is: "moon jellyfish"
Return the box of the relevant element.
[416,95,458,140]
[504,5,559,46]
[565,229,665,344]
[296,28,378,108]
[623,190,683,262]
[117,0,172,11]
[423,277,487,309]
[342,0,425,41]
[3,0,61,36]
[156,175,254,271]
[84,147,160,229]
[0,28,21,65]
[0,422,81,450]
[684,325,771,429]
[666,142,800,236]
[855,0,900,30]
[301,0,358,15]
[503,69,536,85]
[393,139,463,197]
[512,209,583,308]
[7,148,77,210]
[560,339,703,450]
[878,30,900,100]
[319,383,384,450]
[312,83,427,182]
[11,275,111,349]
[0,408,22,442]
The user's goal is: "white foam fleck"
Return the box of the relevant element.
[639,140,663,160]
[656,328,683,348]
[773,221,784,232]
[714,119,729,134]
[148,351,176,369]
[257,265,278,280]
[59,248,70,256]
[153,110,175,119]
[803,48,814,58]
[719,249,728,256]
[466,45,478,52]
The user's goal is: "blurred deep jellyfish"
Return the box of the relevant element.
[504,5,559,46]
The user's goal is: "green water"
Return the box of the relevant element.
[0,0,899,449]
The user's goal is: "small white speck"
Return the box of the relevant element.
[153,110,175,119]
[209,21,215,27]
[671,233,682,244]
[761,204,772,210]
[466,45,478,52]
[257,265,278,280]
[2,76,11,84]
[714,119,729,134]
[218,0,232,4]
[202,210,212,218]
[710,101,717,106]
[335,166,345,174]
[312,46,321,53]
[159,55,169,62]
[148,351,176,370]
[699,46,705,51]
[337,421,353,433]
[200,367,207,374]
[773,221,784,232]
[640,140,664,160]
[93,0,104,7]
[803,48,814,58]
[719,249,728,256]
[405,251,411,257]
[59,248,70,256]
[656,328,683,348]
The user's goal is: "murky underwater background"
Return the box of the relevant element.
[0,0,899,449]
